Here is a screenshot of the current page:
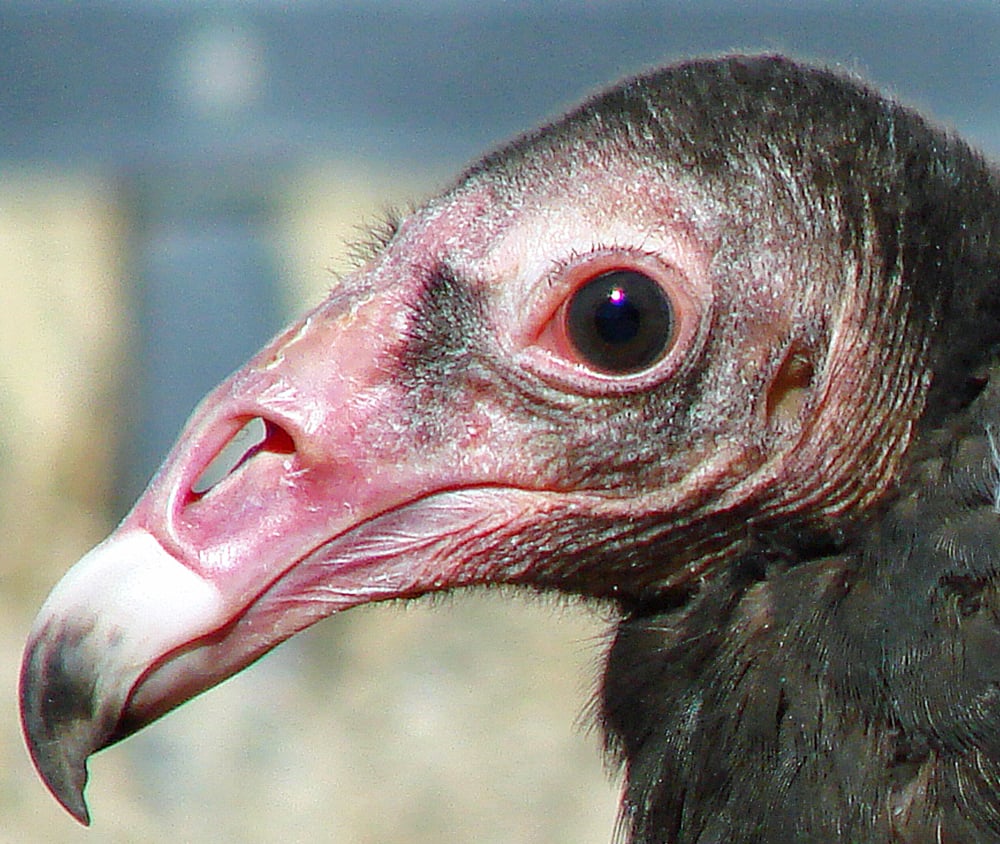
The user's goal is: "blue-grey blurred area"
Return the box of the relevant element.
[1,3,997,843]
[2,1,998,165]
[2,0,997,502]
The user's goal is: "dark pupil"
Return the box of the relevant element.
[566,270,673,373]
[595,289,641,344]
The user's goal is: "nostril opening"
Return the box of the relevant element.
[191,417,295,498]
[262,419,296,455]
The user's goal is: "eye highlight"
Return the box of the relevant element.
[565,270,674,374]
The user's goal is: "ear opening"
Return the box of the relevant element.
[766,343,815,432]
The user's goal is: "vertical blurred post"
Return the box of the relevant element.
[117,18,283,507]
[120,166,282,507]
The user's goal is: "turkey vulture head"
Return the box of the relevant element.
[20,55,1000,840]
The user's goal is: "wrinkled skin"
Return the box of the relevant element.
[21,55,1000,842]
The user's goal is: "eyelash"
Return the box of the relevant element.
[343,208,407,270]
[529,245,668,338]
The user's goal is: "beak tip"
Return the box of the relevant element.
[47,765,92,827]
[20,705,94,826]
[20,627,101,827]
[62,791,93,827]
[57,772,93,826]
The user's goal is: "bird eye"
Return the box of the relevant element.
[565,270,674,374]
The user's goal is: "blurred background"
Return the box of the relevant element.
[1,1,997,841]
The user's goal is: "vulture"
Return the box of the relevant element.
[19,54,1000,843]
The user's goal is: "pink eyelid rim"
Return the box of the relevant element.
[519,249,708,394]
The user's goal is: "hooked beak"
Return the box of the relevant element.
[19,529,224,824]
[18,264,557,823]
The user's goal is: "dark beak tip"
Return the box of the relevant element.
[49,769,92,827]
[61,796,92,827]
[20,714,94,826]
[19,633,96,826]
[60,782,92,826]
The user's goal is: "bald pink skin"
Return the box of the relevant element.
[119,166,723,718]
[138,171,705,607]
